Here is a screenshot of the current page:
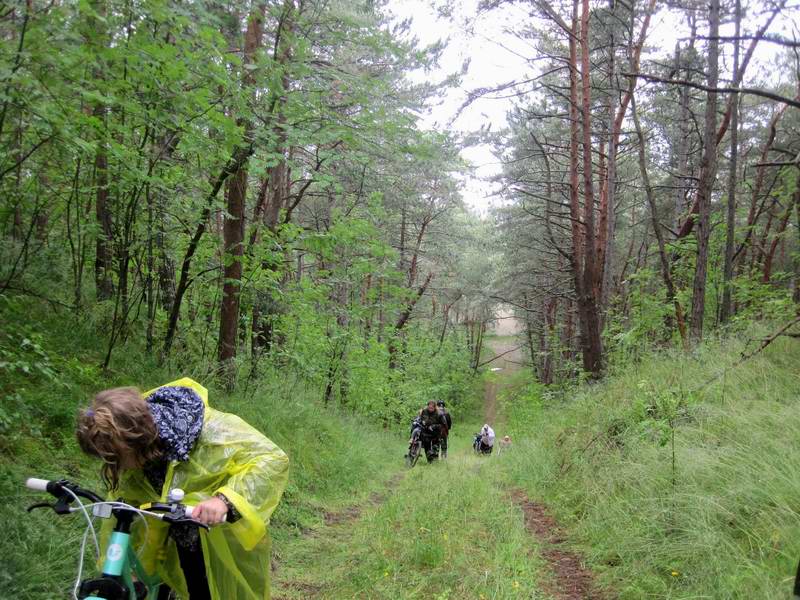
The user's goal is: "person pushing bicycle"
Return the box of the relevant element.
[76,377,288,600]
[411,400,447,461]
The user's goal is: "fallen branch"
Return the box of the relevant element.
[690,315,800,394]
[476,344,525,368]
[741,315,800,362]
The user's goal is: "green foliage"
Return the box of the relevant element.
[604,267,674,366]
[729,276,795,325]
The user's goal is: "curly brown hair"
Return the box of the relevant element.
[76,387,162,489]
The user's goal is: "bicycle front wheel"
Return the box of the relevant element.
[406,442,421,468]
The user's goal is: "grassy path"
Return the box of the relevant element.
[272,433,551,600]
[272,336,605,600]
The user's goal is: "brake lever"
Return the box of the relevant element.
[28,495,73,514]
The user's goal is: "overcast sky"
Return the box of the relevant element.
[386,0,800,212]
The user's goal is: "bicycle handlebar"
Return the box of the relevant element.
[26,477,225,524]
[26,477,105,505]
[183,505,226,522]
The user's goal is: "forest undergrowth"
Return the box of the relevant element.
[0,297,414,599]
[4,292,800,600]
[499,326,800,599]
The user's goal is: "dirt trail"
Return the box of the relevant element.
[509,490,605,600]
[484,378,498,423]
[485,325,606,599]
[482,334,523,425]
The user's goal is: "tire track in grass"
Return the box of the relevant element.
[509,489,607,600]
[484,331,607,599]
[322,472,405,526]
[273,472,406,599]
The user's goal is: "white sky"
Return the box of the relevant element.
[387,0,800,213]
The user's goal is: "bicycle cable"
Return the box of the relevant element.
[73,500,159,570]
[64,498,157,599]
[73,526,90,600]
[71,501,154,540]
[63,487,100,558]
[62,488,97,600]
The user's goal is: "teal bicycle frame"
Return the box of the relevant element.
[84,521,162,600]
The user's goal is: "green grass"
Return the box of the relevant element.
[497,329,800,599]
[273,429,551,600]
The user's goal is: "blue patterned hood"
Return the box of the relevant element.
[146,386,205,461]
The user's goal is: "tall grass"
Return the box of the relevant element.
[498,329,800,599]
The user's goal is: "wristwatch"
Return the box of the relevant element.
[214,493,241,522]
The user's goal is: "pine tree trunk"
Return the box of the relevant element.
[720,0,741,324]
[90,0,114,301]
[689,0,720,342]
[578,0,603,375]
[218,6,264,376]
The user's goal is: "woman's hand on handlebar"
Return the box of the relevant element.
[191,496,228,525]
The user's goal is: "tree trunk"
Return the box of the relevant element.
[672,31,694,230]
[578,0,603,375]
[250,1,296,356]
[93,114,114,301]
[600,5,617,309]
[539,297,557,384]
[218,165,248,365]
[567,0,597,375]
[675,2,785,241]
[388,272,433,369]
[734,101,795,268]
[218,6,265,377]
[89,0,113,301]
[689,0,720,342]
[720,0,741,324]
[762,178,798,283]
[794,200,800,305]
[631,94,688,347]
[162,145,254,359]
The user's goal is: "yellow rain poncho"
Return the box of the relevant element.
[109,377,289,599]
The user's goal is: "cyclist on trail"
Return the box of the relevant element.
[76,377,289,600]
[412,400,447,462]
[436,400,452,458]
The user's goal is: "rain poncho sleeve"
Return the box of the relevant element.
[205,411,289,551]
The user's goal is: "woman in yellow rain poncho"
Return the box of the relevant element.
[76,377,289,599]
